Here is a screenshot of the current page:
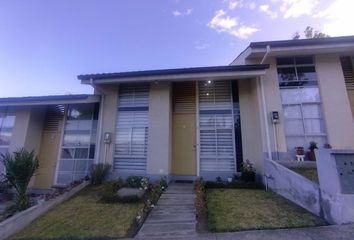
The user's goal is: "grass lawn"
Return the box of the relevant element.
[206,189,327,232]
[13,185,143,239]
[289,167,319,183]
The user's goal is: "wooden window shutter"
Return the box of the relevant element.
[173,82,196,113]
[340,56,354,90]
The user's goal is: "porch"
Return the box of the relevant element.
[0,95,100,189]
[79,65,270,181]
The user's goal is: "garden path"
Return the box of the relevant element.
[135,182,197,239]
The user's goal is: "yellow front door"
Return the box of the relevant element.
[172,115,196,175]
[33,131,61,188]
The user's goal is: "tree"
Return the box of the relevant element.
[1,148,39,210]
[292,26,330,39]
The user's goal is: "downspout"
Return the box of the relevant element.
[259,45,272,160]
[259,45,273,188]
[89,78,105,164]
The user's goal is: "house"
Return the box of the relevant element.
[1,36,354,188]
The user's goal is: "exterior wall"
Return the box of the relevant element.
[235,57,289,163]
[238,79,265,174]
[24,106,45,155]
[5,106,46,188]
[97,85,118,166]
[146,82,172,177]
[8,107,31,153]
[235,53,354,162]
[316,54,354,149]
[260,58,288,158]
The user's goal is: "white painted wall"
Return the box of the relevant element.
[146,82,172,176]
[316,54,354,149]
[8,107,31,153]
[96,84,118,166]
[238,79,265,173]
[24,106,45,155]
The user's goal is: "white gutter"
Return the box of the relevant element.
[259,45,272,160]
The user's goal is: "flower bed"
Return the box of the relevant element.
[0,180,89,240]
[98,176,168,237]
[195,178,208,233]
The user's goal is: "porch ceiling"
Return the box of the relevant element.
[78,64,269,85]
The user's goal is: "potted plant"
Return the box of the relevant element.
[241,159,256,182]
[308,141,318,161]
[295,146,305,155]
[323,143,332,149]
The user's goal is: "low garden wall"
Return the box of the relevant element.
[265,151,354,225]
[264,159,321,216]
[0,181,89,240]
[316,149,354,224]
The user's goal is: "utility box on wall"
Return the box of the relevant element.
[316,149,354,224]
[334,154,354,194]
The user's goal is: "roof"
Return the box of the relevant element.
[249,35,354,48]
[77,64,269,81]
[0,94,100,106]
[232,35,354,64]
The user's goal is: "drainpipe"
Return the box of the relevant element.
[259,45,272,188]
[89,78,105,164]
[260,45,271,64]
[259,77,272,160]
[259,45,272,160]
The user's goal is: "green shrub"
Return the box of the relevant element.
[90,163,111,185]
[126,176,143,188]
[147,184,162,204]
[101,178,124,203]
[124,176,150,190]
[0,148,39,211]
[159,176,168,190]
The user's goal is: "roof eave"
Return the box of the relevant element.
[245,42,354,59]
[0,95,100,107]
[80,69,268,85]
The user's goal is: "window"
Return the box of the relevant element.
[56,103,99,185]
[277,56,327,150]
[199,80,236,173]
[0,111,16,175]
[114,84,149,173]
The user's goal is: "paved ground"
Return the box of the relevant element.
[135,182,354,240]
[134,223,354,240]
[135,183,197,239]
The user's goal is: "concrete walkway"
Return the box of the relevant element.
[134,223,354,240]
[136,182,197,239]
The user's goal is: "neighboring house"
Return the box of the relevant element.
[1,36,354,188]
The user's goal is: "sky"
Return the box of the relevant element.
[0,0,353,97]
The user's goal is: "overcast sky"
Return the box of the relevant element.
[0,0,353,97]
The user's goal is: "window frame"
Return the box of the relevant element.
[277,56,328,151]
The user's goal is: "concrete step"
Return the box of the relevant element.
[157,200,195,206]
[146,212,196,223]
[160,193,195,200]
[152,207,196,215]
[136,222,197,239]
